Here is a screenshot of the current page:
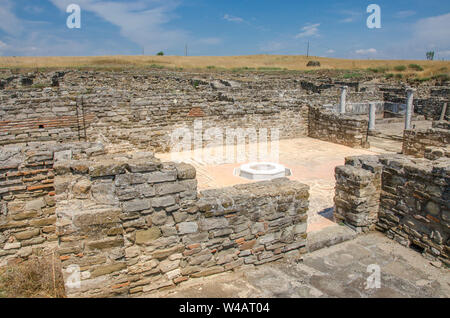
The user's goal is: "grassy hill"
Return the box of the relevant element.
[0,55,448,79]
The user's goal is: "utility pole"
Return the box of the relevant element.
[185,43,188,57]
[306,41,310,58]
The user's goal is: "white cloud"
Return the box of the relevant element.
[49,0,188,53]
[414,13,450,49]
[223,14,244,23]
[339,10,361,23]
[0,0,170,56]
[326,49,335,54]
[340,18,353,23]
[379,12,450,59]
[0,0,24,35]
[0,29,112,56]
[224,14,269,32]
[355,48,377,54]
[396,10,416,18]
[0,0,223,56]
[295,23,320,38]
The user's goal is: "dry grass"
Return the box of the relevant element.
[0,253,66,298]
[0,55,448,78]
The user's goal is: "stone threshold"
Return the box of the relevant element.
[307,224,357,253]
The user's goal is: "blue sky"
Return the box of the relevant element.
[0,0,449,59]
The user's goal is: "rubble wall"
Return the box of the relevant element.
[402,128,450,158]
[0,72,311,152]
[382,86,449,120]
[1,70,389,153]
[308,106,370,148]
[54,153,309,297]
[0,142,105,266]
[334,154,449,264]
[0,94,95,146]
[334,156,382,233]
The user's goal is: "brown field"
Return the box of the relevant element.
[0,55,449,78]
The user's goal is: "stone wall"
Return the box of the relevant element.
[300,79,367,94]
[1,70,391,153]
[0,142,105,266]
[0,71,312,152]
[402,128,450,158]
[0,145,56,264]
[432,121,450,130]
[382,86,449,121]
[0,93,95,146]
[53,152,309,297]
[308,106,370,148]
[415,100,449,121]
[322,100,385,115]
[86,92,309,152]
[334,156,382,232]
[300,80,335,94]
[334,154,449,264]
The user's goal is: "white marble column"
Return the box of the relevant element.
[369,103,376,131]
[340,86,348,114]
[405,88,415,130]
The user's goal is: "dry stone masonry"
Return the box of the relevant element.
[0,142,105,265]
[382,85,449,121]
[334,156,382,232]
[1,69,399,152]
[308,106,370,148]
[1,68,449,297]
[334,154,449,265]
[53,151,309,297]
[403,127,450,158]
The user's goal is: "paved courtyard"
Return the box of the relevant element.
[145,232,450,298]
[157,137,385,233]
[368,119,433,153]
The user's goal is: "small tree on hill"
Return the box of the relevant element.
[156,51,164,56]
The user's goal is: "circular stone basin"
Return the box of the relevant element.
[236,162,291,181]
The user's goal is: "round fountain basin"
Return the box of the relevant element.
[236,162,291,181]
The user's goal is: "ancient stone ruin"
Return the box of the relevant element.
[0,68,448,297]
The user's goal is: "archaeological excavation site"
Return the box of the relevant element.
[0,67,449,298]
